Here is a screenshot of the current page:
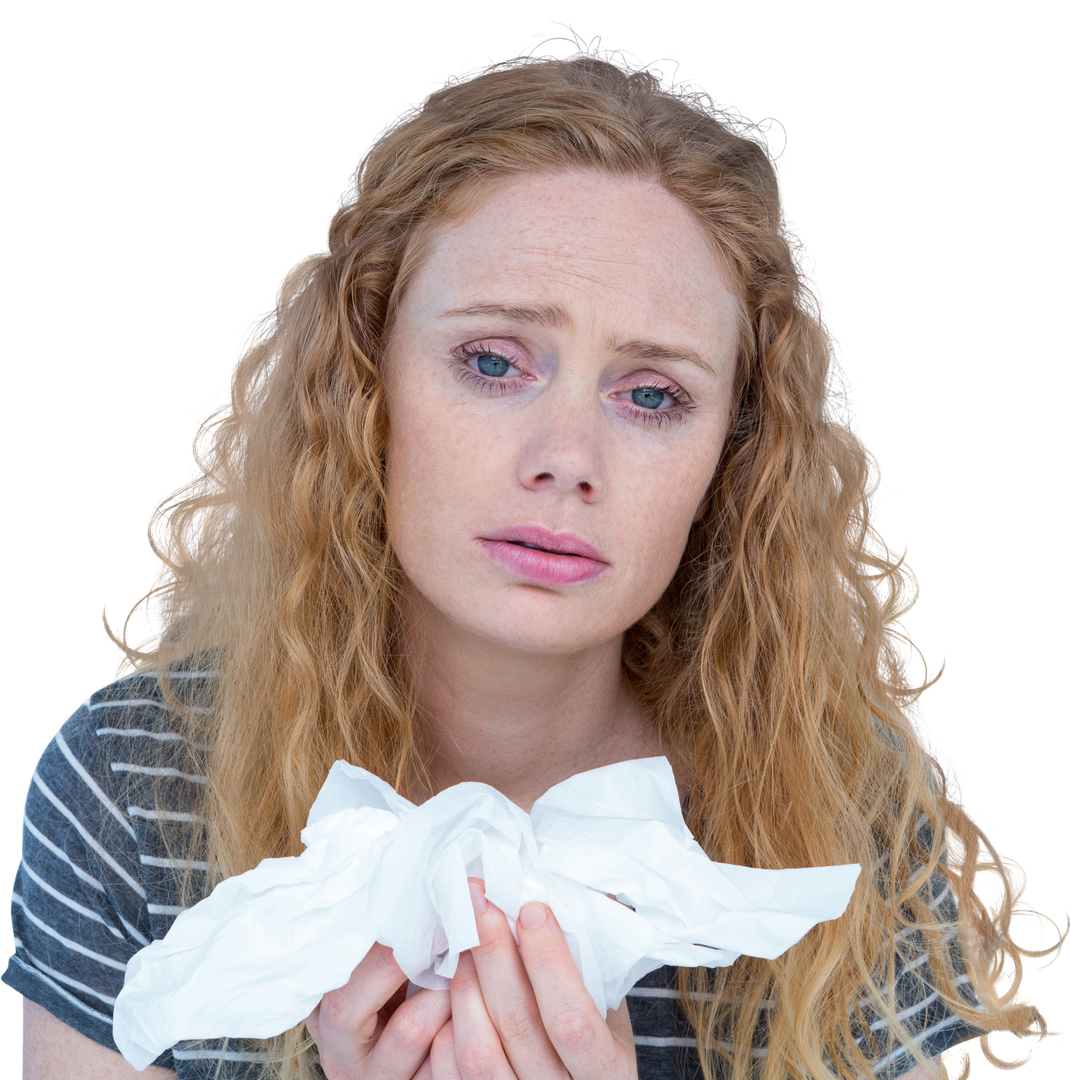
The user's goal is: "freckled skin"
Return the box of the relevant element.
[385,170,740,657]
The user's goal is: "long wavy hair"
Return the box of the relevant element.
[125,55,1052,1080]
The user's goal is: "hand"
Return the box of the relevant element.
[431,880,637,1080]
[306,942,451,1080]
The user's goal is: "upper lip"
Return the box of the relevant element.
[479,525,608,563]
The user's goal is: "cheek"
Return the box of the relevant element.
[384,377,507,561]
[624,435,722,554]
[386,397,451,543]
[653,497,701,558]
[643,447,712,514]
[388,404,448,501]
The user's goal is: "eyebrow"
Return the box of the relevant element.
[440,303,717,376]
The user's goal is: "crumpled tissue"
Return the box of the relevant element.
[113,757,860,1071]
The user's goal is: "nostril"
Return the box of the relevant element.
[535,472,553,481]
[578,481,592,493]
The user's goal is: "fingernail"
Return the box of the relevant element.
[469,881,487,915]
[519,902,547,930]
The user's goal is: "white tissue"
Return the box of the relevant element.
[113,757,860,1071]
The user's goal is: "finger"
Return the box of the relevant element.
[517,903,629,1078]
[429,1018,463,1080]
[308,943,414,1077]
[413,1053,437,1080]
[308,945,450,1080]
[380,978,412,1025]
[450,950,518,1080]
[605,999,636,1064]
[371,987,452,1080]
[467,880,564,1080]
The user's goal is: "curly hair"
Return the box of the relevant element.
[127,55,1052,1080]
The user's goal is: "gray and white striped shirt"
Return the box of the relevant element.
[4,669,981,1078]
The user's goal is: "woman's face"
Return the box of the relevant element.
[385,170,739,655]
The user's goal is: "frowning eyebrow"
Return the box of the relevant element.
[440,303,717,376]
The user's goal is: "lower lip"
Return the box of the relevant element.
[479,540,609,586]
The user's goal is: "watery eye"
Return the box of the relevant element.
[476,354,511,377]
[631,387,667,409]
[451,345,695,429]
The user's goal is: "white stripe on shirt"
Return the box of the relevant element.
[7,955,115,1022]
[16,947,119,1007]
[23,815,105,894]
[55,731,137,840]
[147,903,186,917]
[97,727,211,752]
[633,1035,698,1048]
[171,1048,269,1062]
[110,763,206,784]
[139,855,208,871]
[116,912,151,948]
[87,698,168,713]
[13,893,128,972]
[127,805,204,823]
[19,863,126,941]
[30,773,147,899]
[96,725,182,739]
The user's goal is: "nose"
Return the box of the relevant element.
[516,388,606,502]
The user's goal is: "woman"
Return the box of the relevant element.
[5,56,1050,1080]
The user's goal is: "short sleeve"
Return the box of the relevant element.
[3,688,177,1071]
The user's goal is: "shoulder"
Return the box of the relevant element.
[31,666,199,820]
[88,651,222,786]
[26,672,183,844]
[18,662,217,866]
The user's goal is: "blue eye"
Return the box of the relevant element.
[475,354,511,380]
[630,384,665,408]
[451,345,695,429]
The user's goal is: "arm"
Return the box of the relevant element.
[24,1000,176,1080]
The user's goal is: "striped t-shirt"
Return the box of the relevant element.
[4,670,982,1078]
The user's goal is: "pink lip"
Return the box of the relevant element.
[478,525,609,586]
[481,541,604,586]
[483,525,606,561]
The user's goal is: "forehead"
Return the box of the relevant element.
[399,170,739,349]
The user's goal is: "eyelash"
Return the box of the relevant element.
[452,343,696,427]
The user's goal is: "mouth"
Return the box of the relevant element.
[479,531,608,583]
[509,540,582,556]
[480,525,606,561]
